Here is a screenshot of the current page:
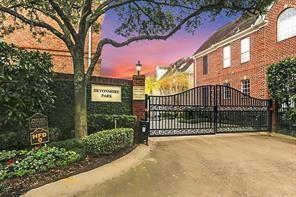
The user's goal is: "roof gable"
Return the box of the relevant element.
[194,14,258,55]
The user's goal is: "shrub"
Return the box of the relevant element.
[48,139,86,159]
[82,128,134,156]
[0,146,79,180]
[48,127,63,142]
[0,131,30,150]
[88,114,136,134]
[267,58,296,133]
[0,42,55,131]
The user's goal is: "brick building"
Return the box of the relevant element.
[0,16,103,76]
[194,0,296,99]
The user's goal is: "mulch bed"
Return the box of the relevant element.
[0,145,137,197]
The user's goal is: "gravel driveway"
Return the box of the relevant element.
[82,133,296,197]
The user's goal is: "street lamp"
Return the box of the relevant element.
[136,60,142,75]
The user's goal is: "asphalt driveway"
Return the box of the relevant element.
[82,133,296,197]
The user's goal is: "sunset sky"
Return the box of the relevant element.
[100,11,238,79]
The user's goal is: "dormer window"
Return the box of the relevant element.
[277,8,296,41]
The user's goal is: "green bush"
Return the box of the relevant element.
[88,114,136,134]
[0,146,79,180]
[0,131,30,150]
[82,128,134,156]
[0,42,55,131]
[48,139,86,159]
[48,127,63,142]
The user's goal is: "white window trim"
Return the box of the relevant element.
[241,37,250,63]
[223,45,231,68]
[277,8,296,42]
[241,79,250,96]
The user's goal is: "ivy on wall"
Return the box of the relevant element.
[48,77,133,137]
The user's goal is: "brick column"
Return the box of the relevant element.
[132,75,146,142]
[271,100,279,132]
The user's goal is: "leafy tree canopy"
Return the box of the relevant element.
[267,58,296,123]
[0,42,55,131]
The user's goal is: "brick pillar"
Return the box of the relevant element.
[271,100,279,132]
[132,75,146,142]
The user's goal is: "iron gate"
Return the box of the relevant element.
[146,85,272,137]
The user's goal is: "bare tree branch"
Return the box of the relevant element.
[86,0,225,79]
[48,0,77,41]
[0,6,68,43]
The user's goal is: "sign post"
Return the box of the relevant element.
[28,113,49,146]
[30,128,49,145]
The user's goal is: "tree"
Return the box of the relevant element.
[0,42,55,131]
[0,0,273,138]
[267,58,296,132]
[145,76,158,95]
[159,72,189,95]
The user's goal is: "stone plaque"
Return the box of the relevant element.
[30,128,49,145]
[29,113,48,130]
[91,84,122,102]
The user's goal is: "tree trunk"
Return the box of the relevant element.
[73,55,88,139]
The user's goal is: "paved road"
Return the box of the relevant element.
[81,134,296,197]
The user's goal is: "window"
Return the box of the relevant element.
[241,37,250,63]
[241,79,250,96]
[223,45,231,68]
[203,55,208,75]
[223,83,231,99]
[278,8,296,41]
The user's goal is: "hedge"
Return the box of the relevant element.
[88,114,136,134]
[0,128,62,150]
[82,128,134,156]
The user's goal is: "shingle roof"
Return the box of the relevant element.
[194,14,258,55]
[160,57,194,79]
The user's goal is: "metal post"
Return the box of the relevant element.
[214,85,218,134]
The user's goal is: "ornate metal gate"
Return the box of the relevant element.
[146,85,272,137]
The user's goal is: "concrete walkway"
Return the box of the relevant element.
[23,144,156,197]
[25,133,296,197]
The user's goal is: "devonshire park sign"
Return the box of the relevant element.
[91,84,122,102]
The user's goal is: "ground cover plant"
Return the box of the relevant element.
[0,128,136,197]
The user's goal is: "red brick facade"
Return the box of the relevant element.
[194,0,296,99]
[2,17,103,76]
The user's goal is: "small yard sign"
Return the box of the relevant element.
[29,113,48,130]
[91,84,122,102]
[30,128,49,145]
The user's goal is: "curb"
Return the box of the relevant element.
[22,142,157,197]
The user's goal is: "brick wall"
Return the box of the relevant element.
[2,16,103,76]
[195,0,296,99]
